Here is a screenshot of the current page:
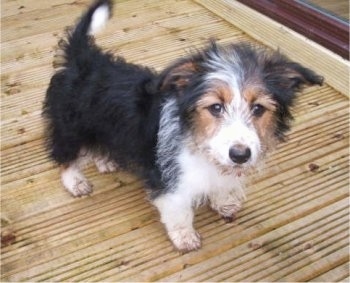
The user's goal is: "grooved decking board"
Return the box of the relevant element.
[1,0,349,282]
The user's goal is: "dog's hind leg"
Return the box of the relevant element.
[93,155,118,173]
[61,150,94,197]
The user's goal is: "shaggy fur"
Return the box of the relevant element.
[43,0,323,251]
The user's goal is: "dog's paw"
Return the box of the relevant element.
[61,169,93,197]
[94,158,118,173]
[70,178,93,197]
[216,203,242,221]
[210,193,243,221]
[168,228,202,252]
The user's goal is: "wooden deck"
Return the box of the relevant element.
[1,0,349,281]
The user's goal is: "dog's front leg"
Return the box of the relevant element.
[153,193,201,252]
[209,187,246,222]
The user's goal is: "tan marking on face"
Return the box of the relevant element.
[192,81,234,143]
[243,87,278,149]
[213,80,233,105]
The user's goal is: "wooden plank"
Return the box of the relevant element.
[113,191,349,281]
[1,168,138,219]
[2,0,84,17]
[310,262,350,282]
[1,0,202,41]
[1,1,210,71]
[162,199,349,281]
[194,0,350,96]
[277,245,349,282]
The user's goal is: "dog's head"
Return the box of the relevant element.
[158,41,323,173]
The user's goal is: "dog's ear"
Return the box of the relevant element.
[262,53,323,105]
[261,52,323,140]
[158,59,199,93]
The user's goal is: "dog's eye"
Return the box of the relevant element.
[208,103,224,117]
[251,104,266,117]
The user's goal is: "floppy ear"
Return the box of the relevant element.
[262,53,323,140]
[262,53,323,103]
[158,59,199,93]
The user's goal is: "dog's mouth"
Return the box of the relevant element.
[218,164,246,176]
[234,167,243,177]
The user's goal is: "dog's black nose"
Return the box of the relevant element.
[229,145,251,164]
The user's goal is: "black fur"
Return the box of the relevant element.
[261,51,324,139]
[43,0,161,176]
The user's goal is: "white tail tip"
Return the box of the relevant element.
[88,4,110,35]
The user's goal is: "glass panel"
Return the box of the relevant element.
[301,0,349,22]
[237,0,349,59]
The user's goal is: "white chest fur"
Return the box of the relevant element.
[176,147,246,206]
[152,146,247,251]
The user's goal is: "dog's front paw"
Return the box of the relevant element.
[210,190,244,222]
[168,228,202,252]
[218,203,242,223]
[213,202,243,222]
[70,178,93,197]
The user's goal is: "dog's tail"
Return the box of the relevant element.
[54,0,113,69]
[75,0,113,37]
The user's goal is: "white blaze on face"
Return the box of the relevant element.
[205,71,261,167]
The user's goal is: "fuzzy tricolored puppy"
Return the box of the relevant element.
[43,0,323,251]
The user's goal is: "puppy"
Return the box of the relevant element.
[43,0,323,251]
